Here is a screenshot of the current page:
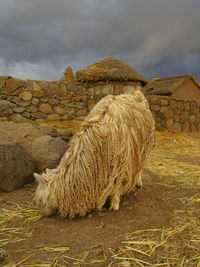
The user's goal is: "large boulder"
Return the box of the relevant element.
[31,135,69,173]
[0,142,34,192]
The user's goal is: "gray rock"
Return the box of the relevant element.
[172,122,182,132]
[0,142,34,192]
[57,129,73,141]
[13,107,26,113]
[0,100,15,112]
[31,135,69,173]
[11,114,30,122]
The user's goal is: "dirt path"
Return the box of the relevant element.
[0,123,200,266]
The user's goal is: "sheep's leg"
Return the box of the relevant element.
[109,193,120,211]
[135,171,143,189]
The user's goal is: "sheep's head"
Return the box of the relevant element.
[34,169,58,216]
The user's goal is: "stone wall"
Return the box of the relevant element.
[0,76,98,123]
[0,76,200,133]
[0,76,141,123]
[146,95,200,132]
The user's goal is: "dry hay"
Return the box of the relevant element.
[146,130,200,188]
[109,130,200,267]
[0,201,43,248]
[111,196,200,266]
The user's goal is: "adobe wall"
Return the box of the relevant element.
[172,80,200,101]
[146,95,200,132]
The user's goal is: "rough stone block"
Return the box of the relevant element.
[0,100,15,112]
[0,142,34,191]
[19,91,32,101]
[169,100,177,109]
[6,78,25,90]
[46,114,60,121]
[151,105,160,112]
[54,106,67,116]
[13,107,26,113]
[31,135,69,173]
[39,103,53,114]
[160,99,168,106]
[31,112,46,119]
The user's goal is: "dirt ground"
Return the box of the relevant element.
[0,121,200,267]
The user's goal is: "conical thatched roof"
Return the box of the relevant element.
[75,57,148,85]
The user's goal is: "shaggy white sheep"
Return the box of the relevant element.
[34,91,155,218]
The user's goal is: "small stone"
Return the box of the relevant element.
[48,99,59,105]
[1,108,13,117]
[0,100,15,112]
[0,77,6,88]
[189,115,196,123]
[31,97,40,105]
[6,78,25,90]
[172,122,182,132]
[180,111,189,122]
[81,95,88,102]
[184,102,190,111]
[62,114,75,120]
[39,103,53,114]
[151,105,160,112]
[170,100,177,109]
[54,106,67,115]
[102,84,114,95]
[160,106,168,114]
[19,91,32,101]
[75,102,87,109]
[150,96,160,105]
[160,99,168,106]
[88,88,95,96]
[177,102,184,110]
[28,105,38,113]
[33,82,43,92]
[174,114,180,122]
[11,114,30,122]
[31,112,46,119]
[193,108,199,115]
[165,109,173,118]
[13,107,26,113]
[46,114,60,121]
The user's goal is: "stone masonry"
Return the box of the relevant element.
[146,95,200,133]
[0,76,200,133]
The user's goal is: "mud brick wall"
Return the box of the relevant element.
[146,95,200,132]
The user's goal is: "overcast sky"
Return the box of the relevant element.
[0,0,200,81]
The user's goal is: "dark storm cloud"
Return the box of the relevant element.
[0,0,200,80]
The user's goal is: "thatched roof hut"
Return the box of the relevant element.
[143,74,200,100]
[76,57,148,86]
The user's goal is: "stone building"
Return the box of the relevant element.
[143,74,200,101]
[75,57,148,96]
